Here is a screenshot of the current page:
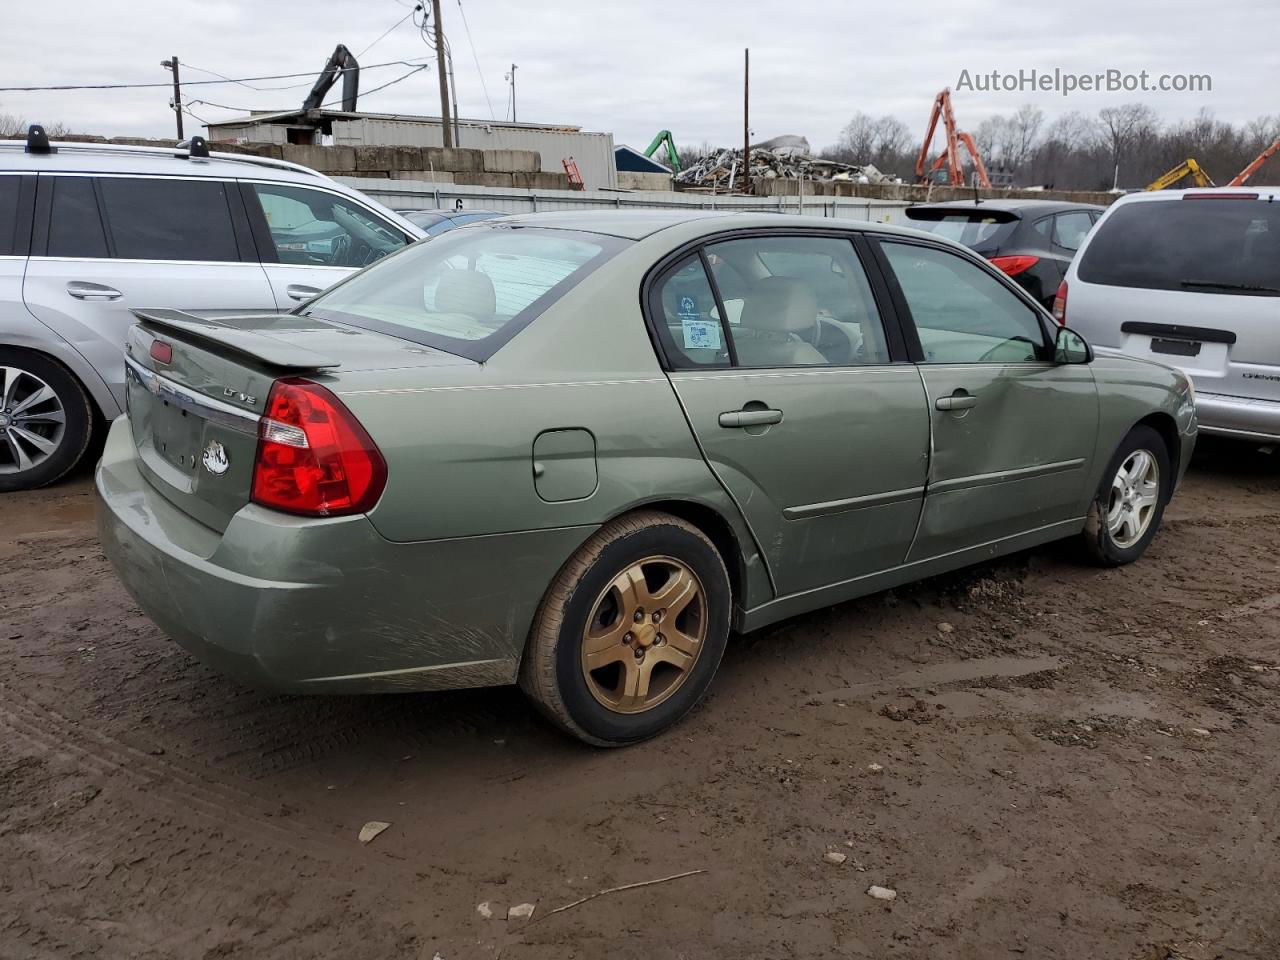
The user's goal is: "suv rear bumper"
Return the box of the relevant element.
[95,416,590,693]
[1195,391,1280,443]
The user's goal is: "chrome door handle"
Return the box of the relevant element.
[719,408,784,428]
[286,284,322,302]
[935,393,978,411]
[66,281,122,301]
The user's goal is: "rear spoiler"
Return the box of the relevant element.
[133,309,341,370]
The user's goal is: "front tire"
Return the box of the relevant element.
[1079,424,1171,567]
[0,349,94,493]
[519,511,732,746]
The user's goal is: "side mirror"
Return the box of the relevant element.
[1054,325,1092,365]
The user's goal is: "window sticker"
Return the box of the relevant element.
[678,295,722,350]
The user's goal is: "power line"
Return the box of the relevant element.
[357,8,418,58]
[187,63,433,117]
[0,59,430,93]
[455,0,494,120]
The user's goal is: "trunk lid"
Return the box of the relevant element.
[125,310,471,532]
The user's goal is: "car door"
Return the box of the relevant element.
[22,174,277,410]
[873,238,1098,561]
[241,181,414,309]
[650,233,930,597]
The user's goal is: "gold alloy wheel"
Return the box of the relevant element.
[580,555,707,714]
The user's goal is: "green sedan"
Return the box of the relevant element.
[96,211,1197,745]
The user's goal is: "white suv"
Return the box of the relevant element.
[1059,187,1279,445]
[0,128,423,490]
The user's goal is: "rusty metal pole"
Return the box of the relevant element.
[742,48,749,195]
[431,0,454,148]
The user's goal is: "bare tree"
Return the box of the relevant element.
[1097,103,1160,189]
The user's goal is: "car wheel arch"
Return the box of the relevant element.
[601,499,747,608]
[1134,412,1180,495]
[1,338,118,423]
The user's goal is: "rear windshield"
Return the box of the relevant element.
[303,226,626,361]
[904,210,1018,253]
[1078,198,1280,296]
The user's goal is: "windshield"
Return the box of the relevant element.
[905,210,1018,253]
[303,226,626,361]
[1078,198,1280,295]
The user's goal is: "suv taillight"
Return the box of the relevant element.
[1052,281,1068,325]
[251,378,387,517]
[989,255,1040,277]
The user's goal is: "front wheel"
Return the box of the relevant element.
[519,511,732,746]
[1079,424,1171,566]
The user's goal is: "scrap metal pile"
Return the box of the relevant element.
[674,135,897,190]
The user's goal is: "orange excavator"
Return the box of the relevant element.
[1229,138,1280,186]
[915,88,993,189]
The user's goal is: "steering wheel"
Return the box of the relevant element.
[977,335,1040,364]
[331,234,351,266]
[809,317,860,365]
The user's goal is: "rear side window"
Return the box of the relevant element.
[47,177,108,258]
[0,177,21,255]
[1052,211,1094,251]
[303,226,622,362]
[1079,199,1280,295]
[98,178,240,262]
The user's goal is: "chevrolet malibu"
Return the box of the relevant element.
[97,211,1197,746]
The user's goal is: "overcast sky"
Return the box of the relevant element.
[3,0,1278,151]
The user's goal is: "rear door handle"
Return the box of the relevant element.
[286,284,322,302]
[719,408,784,428]
[66,281,122,301]
[935,393,978,411]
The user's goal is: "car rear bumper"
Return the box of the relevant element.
[1195,391,1280,443]
[95,416,592,693]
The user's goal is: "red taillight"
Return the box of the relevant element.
[1183,192,1258,200]
[1052,281,1068,325]
[989,255,1040,277]
[150,340,173,364]
[251,378,387,517]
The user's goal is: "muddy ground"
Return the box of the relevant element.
[2,438,1279,960]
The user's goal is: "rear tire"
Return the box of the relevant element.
[1078,424,1171,567]
[0,349,94,493]
[519,511,732,747]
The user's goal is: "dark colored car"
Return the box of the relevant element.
[395,208,504,236]
[905,199,1105,309]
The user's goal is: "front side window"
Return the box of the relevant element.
[303,226,621,361]
[251,184,408,269]
[98,177,240,262]
[881,241,1048,364]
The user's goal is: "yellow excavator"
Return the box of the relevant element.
[1146,158,1215,191]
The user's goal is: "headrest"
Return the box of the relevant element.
[435,269,496,319]
[739,276,818,333]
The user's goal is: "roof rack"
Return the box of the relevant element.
[0,133,330,181]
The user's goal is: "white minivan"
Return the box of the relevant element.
[1057,187,1280,445]
[0,129,424,490]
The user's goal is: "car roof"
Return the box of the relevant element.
[906,198,1105,216]
[1105,185,1280,207]
[0,139,332,187]
[488,209,947,242]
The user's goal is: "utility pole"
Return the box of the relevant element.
[430,0,454,147]
[447,44,461,146]
[161,56,183,140]
[509,63,517,122]
[742,48,749,195]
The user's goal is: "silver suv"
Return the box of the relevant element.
[1059,187,1279,444]
[0,129,423,490]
